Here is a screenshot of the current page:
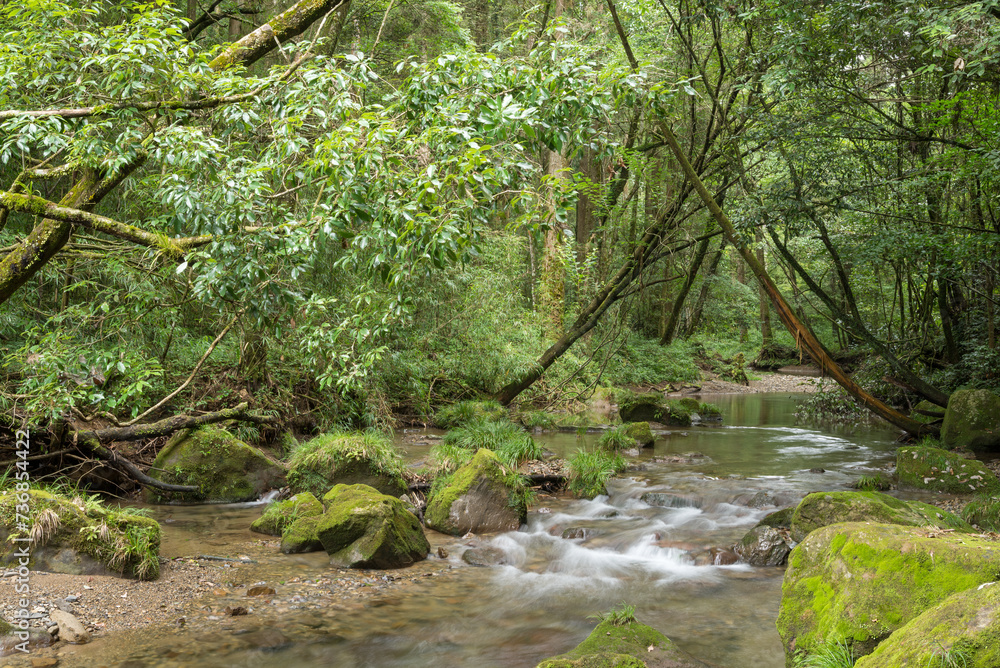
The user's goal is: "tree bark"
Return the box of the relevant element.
[660,224,712,345]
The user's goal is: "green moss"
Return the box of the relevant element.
[941,390,1000,450]
[535,618,703,668]
[425,449,529,534]
[316,484,429,568]
[250,492,323,536]
[434,400,508,429]
[287,431,406,498]
[617,391,694,426]
[0,616,11,635]
[0,489,160,580]
[623,422,654,447]
[789,491,972,543]
[777,522,1000,664]
[280,515,323,554]
[759,507,794,529]
[896,446,1000,495]
[910,400,944,426]
[148,425,285,503]
[519,410,557,430]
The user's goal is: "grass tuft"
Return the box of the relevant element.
[567,449,627,497]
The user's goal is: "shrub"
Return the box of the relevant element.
[597,425,635,451]
[436,418,542,469]
[434,400,508,429]
[567,449,627,497]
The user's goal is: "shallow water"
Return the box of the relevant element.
[90,393,901,667]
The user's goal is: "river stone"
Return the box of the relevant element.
[733,525,793,566]
[287,432,407,498]
[0,618,53,655]
[758,507,794,530]
[853,581,1000,668]
[250,492,324,536]
[424,449,528,536]
[777,522,1000,663]
[623,422,655,447]
[0,489,161,580]
[535,618,710,668]
[461,546,509,567]
[147,425,285,503]
[618,392,693,426]
[896,445,1000,495]
[49,609,90,644]
[788,490,972,543]
[280,515,324,554]
[941,389,1000,450]
[640,492,700,509]
[316,484,429,569]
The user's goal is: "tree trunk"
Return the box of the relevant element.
[661,224,712,345]
[755,228,772,348]
[685,238,725,337]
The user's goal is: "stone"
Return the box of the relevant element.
[239,627,291,651]
[30,657,58,667]
[733,525,793,566]
[246,586,275,597]
[317,484,429,569]
[618,392,694,426]
[777,522,1000,662]
[757,507,794,529]
[49,610,90,644]
[896,445,1000,495]
[55,600,73,613]
[424,449,528,536]
[941,389,1000,450]
[535,617,710,667]
[639,492,700,508]
[623,422,655,447]
[250,492,324,536]
[279,515,324,554]
[146,426,285,503]
[854,581,1000,668]
[788,490,972,543]
[461,546,509,567]
[746,491,778,508]
[561,527,591,540]
[287,432,407,498]
[910,399,944,425]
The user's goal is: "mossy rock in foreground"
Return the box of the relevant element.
[317,484,429,568]
[788,490,971,543]
[941,389,1000,451]
[853,581,1000,668]
[250,492,324,536]
[287,431,407,498]
[280,514,324,554]
[777,522,1000,665]
[535,618,710,668]
[424,449,528,536]
[0,489,161,580]
[896,445,1000,495]
[147,425,285,503]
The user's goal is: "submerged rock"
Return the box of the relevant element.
[317,484,429,568]
[0,489,160,580]
[147,425,285,503]
[640,492,700,508]
[424,449,528,535]
[941,389,1000,450]
[535,617,710,667]
[287,432,407,498]
[896,445,1000,495]
[853,581,1000,668]
[733,525,793,566]
[788,490,971,542]
[461,545,509,567]
[777,522,1000,662]
[250,492,324,536]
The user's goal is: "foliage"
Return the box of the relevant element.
[434,400,508,429]
[596,425,635,452]
[436,418,542,469]
[287,431,406,490]
[518,410,556,430]
[567,448,627,498]
[588,602,637,628]
[792,639,855,668]
[853,473,892,492]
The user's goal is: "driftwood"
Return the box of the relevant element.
[72,402,280,494]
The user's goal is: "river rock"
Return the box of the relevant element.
[279,515,324,554]
[895,445,1000,494]
[788,490,971,542]
[623,422,655,447]
[853,581,1000,668]
[910,399,944,425]
[535,617,710,667]
[424,449,528,535]
[287,432,407,498]
[0,489,161,580]
[941,389,1000,450]
[146,425,285,503]
[640,492,700,508]
[461,546,509,567]
[250,492,324,536]
[618,392,693,426]
[49,609,90,644]
[777,522,1000,662]
[317,484,429,568]
[733,525,793,566]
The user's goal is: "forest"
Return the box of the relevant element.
[1,0,1000,666]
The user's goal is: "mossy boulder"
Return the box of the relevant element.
[777,522,1000,664]
[941,389,1000,450]
[280,515,324,554]
[250,492,324,536]
[896,445,1000,495]
[316,484,429,568]
[147,425,285,503]
[287,431,407,498]
[759,507,795,529]
[910,399,944,425]
[535,618,710,668]
[623,422,654,447]
[425,448,528,535]
[0,489,160,580]
[789,490,972,543]
[853,581,1000,668]
[434,400,507,429]
[617,392,693,426]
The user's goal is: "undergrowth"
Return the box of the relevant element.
[567,449,627,497]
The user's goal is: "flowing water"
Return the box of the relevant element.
[75,393,900,667]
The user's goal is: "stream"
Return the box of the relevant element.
[75,393,900,667]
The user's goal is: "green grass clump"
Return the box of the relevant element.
[793,639,855,668]
[961,495,1000,532]
[589,602,637,627]
[429,440,476,473]
[853,473,892,491]
[567,449,627,498]
[597,425,635,452]
[436,418,542,470]
[519,410,556,430]
[434,400,508,429]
